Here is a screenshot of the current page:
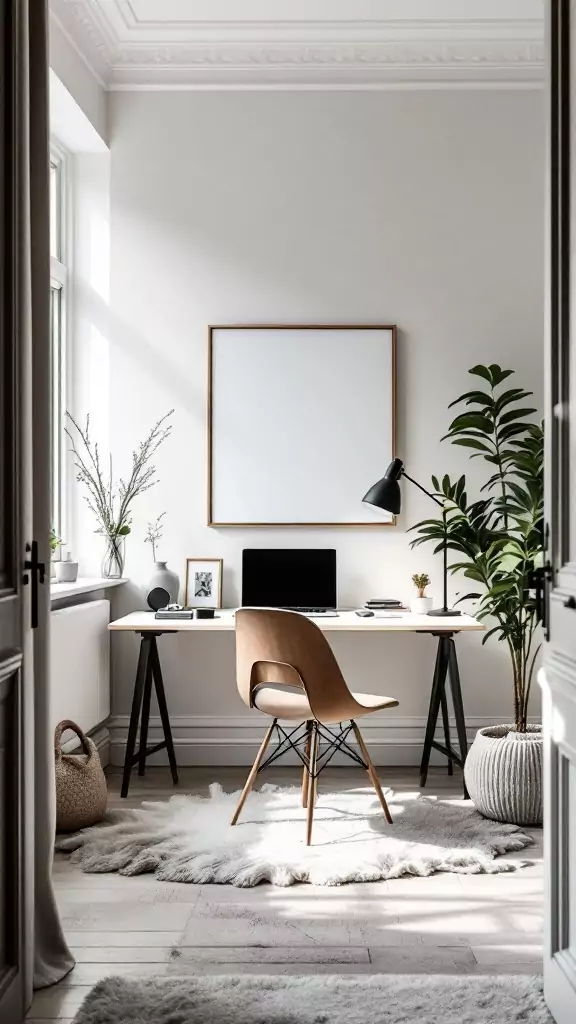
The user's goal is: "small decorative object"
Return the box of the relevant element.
[410,364,544,825]
[54,719,108,833]
[50,526,63,579]
[101,534,125,579]
[411,573,432,614]
[146,563,179,605]
[65,410,174,579]
[143,512,179,604]
[184,558,223,608]
[54,551,79,584]
[148,587,171,611]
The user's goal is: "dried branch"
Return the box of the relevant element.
[65,410,174,540]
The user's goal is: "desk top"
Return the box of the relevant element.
[108,609,484,633]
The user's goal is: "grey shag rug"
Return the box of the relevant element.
[72,974,551,1024]
[56,783,534,887]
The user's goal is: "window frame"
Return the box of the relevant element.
[50,139,72,552]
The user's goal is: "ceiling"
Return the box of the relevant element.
[49,0,545,89]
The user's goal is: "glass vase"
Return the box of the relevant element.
[101,534,125,579]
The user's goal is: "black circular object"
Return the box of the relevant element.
[147,586,170,611]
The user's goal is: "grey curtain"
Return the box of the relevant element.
[15,0,76,991]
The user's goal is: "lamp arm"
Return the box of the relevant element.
[401,471,444,509]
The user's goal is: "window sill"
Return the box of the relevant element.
[50,577,128,604]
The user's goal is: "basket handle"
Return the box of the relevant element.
[54,719,92,761]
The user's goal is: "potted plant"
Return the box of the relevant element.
[144,512,179,604]
[65,410,173,579]
[411,363,544,825]
[50,527,63,579]
[411,573,432,614]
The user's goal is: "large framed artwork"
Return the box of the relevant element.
[207,324,396,527]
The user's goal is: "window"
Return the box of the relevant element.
[50,146,69,547]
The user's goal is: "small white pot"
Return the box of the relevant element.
[55,559,79,583]
[410,596,433,614]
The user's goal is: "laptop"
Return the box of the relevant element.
[241,549,337,615]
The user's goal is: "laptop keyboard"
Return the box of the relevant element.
[284,607,333,614]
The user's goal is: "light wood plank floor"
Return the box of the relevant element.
[33,766,543,1021]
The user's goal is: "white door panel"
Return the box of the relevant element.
[544,3,576,1019]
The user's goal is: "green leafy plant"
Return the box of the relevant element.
[412,573,430,597]
[410,364,544,733]
[50,527,63,554]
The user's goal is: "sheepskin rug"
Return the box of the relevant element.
[56,784,534,886]
[72,974,551,1024]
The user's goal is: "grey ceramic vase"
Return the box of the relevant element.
[464,724,542,826]
[146,561,180,604]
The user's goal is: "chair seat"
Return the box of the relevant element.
[253,684,398,723]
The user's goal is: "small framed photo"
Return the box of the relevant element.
[184,558,223,609]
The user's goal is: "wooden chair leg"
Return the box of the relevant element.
[302,720,313,808]
[306,723,319,846]
[231,719,277,826]
[351,720,393,825]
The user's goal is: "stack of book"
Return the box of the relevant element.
[365,598,404,610]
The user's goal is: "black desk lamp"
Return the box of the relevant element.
[363,458,461,618]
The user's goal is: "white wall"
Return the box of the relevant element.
[49,15,108,145]
[84,90,544,764]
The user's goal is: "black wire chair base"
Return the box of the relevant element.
[258,720,368,780]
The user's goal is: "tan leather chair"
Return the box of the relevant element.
[232,608,399,844]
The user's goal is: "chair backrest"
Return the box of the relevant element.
[235,608,358,722]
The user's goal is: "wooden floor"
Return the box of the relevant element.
[30,765,543,1021]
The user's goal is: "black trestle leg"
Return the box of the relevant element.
[138,655,154,777]
[121,635,150,798]
[440,688,453,776]
[448,639,469,799]
[151,635,179,786]
[420,636,449,789]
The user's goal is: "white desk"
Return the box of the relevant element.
[108,609,484,797]
[109,609,483,633]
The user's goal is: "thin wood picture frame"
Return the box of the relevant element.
[184,558,223,608]
[207,324,397,528]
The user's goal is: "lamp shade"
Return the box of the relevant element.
[362,458,404,515]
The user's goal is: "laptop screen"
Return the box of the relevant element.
[241,549,337,609]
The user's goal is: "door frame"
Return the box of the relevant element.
[544,1,576,1020]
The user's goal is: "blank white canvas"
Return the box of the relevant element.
[210,327,395,525]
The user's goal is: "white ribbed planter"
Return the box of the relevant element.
[464,725,542,826]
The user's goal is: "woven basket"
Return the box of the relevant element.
[55,719,108,833]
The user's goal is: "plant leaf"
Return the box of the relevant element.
[469,365,493,383]
[447,413,493,433]
[489,366,515,386]
[450,437,493,452]
[498,407,537,426]
[448,390,492,409]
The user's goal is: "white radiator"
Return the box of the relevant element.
[50,599,110,735]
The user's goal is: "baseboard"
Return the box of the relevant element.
[107,714,541,768]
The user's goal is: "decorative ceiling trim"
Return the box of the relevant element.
[49,1,545,90]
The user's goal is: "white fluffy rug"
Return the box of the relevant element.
[72,974,551,1024]
[56,784,534,886]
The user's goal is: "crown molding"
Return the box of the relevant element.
[107,41,544,90]
[49,2,545,90]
